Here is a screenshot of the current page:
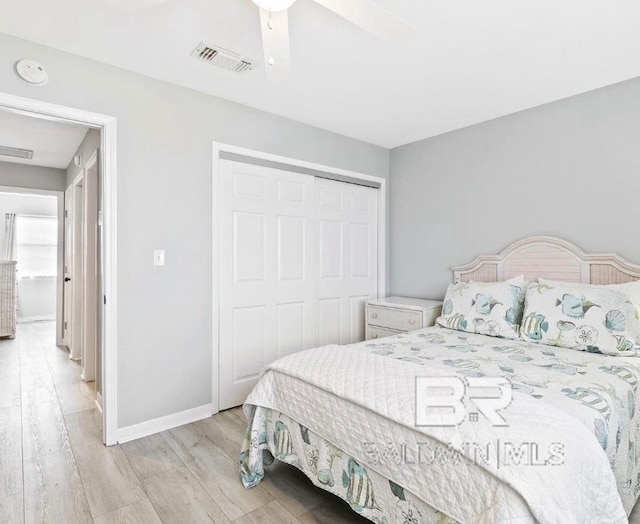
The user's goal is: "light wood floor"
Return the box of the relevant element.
[3,322,640,524]
[0,322,366,523]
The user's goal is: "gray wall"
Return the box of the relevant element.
[0,34,389,428]
[0,161,66,191]
[390,76,640,300]
[66,128,100,187]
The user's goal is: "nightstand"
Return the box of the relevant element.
[366,296,443,340]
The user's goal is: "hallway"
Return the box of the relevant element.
[0,322,97,522]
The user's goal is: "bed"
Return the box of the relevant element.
[240,236,640,523]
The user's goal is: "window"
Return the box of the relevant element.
[16,216,57,278]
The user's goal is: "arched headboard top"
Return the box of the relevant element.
[452,236,640,285]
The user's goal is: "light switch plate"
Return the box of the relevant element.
[153,249,165,267]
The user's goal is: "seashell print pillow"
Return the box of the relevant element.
[436,276,526,339]
[537,278,640,345]
[521,282,640,355]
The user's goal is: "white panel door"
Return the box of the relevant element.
[70,181,84,361]
[316,178,378,345]
[82,156,99,382]
[63,187,73,350]
[219,160,317,410]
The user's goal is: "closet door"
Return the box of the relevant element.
[316,178,378,345]
[219,160,317,410]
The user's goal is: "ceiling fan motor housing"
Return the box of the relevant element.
[251,0,297,12]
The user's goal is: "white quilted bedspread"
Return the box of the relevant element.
[246,328,635,523]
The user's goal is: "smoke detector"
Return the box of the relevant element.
[191,42,257,73]
[15,59,49,86]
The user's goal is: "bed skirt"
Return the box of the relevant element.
[241,405,459,524]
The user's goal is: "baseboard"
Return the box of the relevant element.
[17,315,55,323]
[117,403,213,444]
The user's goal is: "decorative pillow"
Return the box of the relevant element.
[521,281,640,355]
[436,276,526,339]
[537,278,640,342]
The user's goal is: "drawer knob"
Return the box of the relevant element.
[372,334,378,339]
[409,319,415,325]
[371,313,378,319]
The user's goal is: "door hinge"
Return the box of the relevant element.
[103,295,106,305]
[65,210,68,218]
[64,321,67,329]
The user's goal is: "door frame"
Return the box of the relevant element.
[0,92,118,446]
[211,142,386,413]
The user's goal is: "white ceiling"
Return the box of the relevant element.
[1,0,640,148]
[0,110,89,169]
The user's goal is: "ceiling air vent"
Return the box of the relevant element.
[191,42,257,73]
[0,145,33,160]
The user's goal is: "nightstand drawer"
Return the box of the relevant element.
[368,305,423,331]
[368,326,402,340]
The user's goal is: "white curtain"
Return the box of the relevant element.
[4,213,16,261]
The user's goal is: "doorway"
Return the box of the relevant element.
[0,92,117,445]
[0,108,101,446]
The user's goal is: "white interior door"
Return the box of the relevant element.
[218,160,379,410]
[219,160,317,410]
[70,178,84,361]
[63,187,73,349]
[82,154,99,382]
[315,178,378,345]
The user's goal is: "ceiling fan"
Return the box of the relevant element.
[250,0,413,82]
[106,0,413,82]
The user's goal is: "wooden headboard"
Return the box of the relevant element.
[452,236,640,285]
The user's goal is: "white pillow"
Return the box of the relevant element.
[437,276,526,339]
[521,281,640,355]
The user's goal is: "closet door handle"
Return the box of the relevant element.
[64,277,71,282]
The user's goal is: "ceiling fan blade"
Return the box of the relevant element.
[311,0,413,42]
[259,8,292,83]
[104,0,171,10]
